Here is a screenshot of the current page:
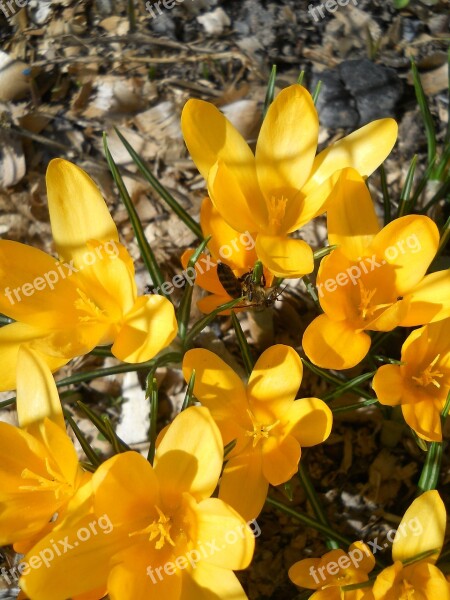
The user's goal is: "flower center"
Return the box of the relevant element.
[399,578,416,599]
[267,196,288,234]
[245,410,280,448]
[357,280,392,321]
[19,466,71,500]
[411,355,443,389]
[133,506,176,550]
[74,289,109,324]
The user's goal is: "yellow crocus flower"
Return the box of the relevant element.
[0,159,177,390]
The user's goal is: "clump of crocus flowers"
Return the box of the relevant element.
[0,79,448,600]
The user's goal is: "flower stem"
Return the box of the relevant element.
[297,464,339,549]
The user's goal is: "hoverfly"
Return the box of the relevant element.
[217,263,283,310]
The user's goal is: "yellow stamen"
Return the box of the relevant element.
[268,196,288,233]
[357,280,378,320]
[400,579,415,599]
[74,289,109,324]
[132,506,176,550]
[19,467,70,500]
[412,354,444,389]
[245,409,280,448]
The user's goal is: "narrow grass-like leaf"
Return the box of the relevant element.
[224,438,237,458]
[302,275,320,307]
[397,154,418,217]
[420,178,450,214]
[379,165,392,225]
[103,133,168,298]
[251,260,264,284]
[266,497,362,552]
[185,297,244,347]
[64,410,102,467]
[409,155,436,211]
[127,0,136,31]
[314,245,337,260]
[77,401,131,453]
[312,80,322,105]
[263,65,277,118]
[322,371,375,402]
[433,141,450,182]
[297,70,305,85]
[298,463,339,550]
[147,376,159,464]
[103,416,128,455]
[114,127,203,240]
[301,358,374,400]
[411,59,437,167]
[418,441,442,492]
[0,315,13,325]
[231,312,254,376]
[181,369,196,411]
[332,398,379,414]
[435,215,450,259]
[177,236,211,341]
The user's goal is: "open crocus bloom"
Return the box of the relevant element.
[181,84,397,278]
[368,491,450,600]
[288,541,375,600]
[21,406,255,600]
[0,159,177,390]
[303,168,450,370]
[0,347,92,553]
[181,197,273,313]
[373,318,450,441]
[183,345,332,520]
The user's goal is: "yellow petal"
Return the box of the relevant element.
[401,399,443,442]
[200,197,258,271]
[20,515,126,600]
[406,562,450,600]
[401,270,450,326]
[181,249,227,296]
[285,398,333,447]
[262,435,301,485]
[112,295,177,363]
[302,118,398,195]
[154,406,223,506]
[93,451,159,524]
[0,240,81,328]
[370,215,439,294]
[196,293,242,316]
[188,496,255,569]
[32,418,80,487]
[46,159,119,265]
[286,170,343,233]
[372,365,404,406]
[392,490,446,564]
[327,169,380,260]
[108,546,182,600]
[255,85,318,197]
[16,346,65,431]
[219,452,268,521]
[0,322,68,392]
[181,99,256,185]
[288,558,322,589]
[255,234,314,278]
[247,344,303,420]
[303,314,371,370]
[182,349,249,430]
[208,160,264,233]
[76,240,137,320]
[182,561,250,600]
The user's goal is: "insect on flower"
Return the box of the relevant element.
[217,263,284,310]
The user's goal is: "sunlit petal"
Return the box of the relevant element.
[303,314,371,370]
